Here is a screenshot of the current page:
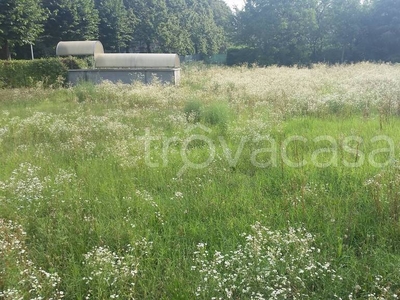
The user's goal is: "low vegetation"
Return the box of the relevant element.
[1,63,400,299]
[0,57,88,88]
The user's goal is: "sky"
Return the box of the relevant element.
[223,0,245,10]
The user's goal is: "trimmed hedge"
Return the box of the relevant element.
[0,57,88,88]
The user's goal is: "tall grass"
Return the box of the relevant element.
[1,63,400,299]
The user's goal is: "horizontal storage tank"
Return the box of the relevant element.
[95,53,180,69]
[56,41,104,56]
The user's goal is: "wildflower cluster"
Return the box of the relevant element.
[0,163,78,208]
[0,219,64,299]
[0,163,48,204]
[108,139,140,168]
[208,63,400,119]
[348,275,399,300]
[192,222,341,299]
[82,238,152,299]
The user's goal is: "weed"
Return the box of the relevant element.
[202,102,230,127]
[0,63,400,299]
[184,99,202,123]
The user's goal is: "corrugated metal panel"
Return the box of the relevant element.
[95,53,180,69]
[56,41,104,56]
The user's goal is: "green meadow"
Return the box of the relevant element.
[1,63,400,299]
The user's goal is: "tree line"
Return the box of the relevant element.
[0,0,399,64]
[234,0,400,65]
[0,0,232,59]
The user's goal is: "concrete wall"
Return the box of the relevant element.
[68,68,180,85]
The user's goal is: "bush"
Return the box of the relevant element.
[0,57,87,88]
[183,100,230,128]
[202,102,230,127]
[59,57,89,70]
[184,99,203,123]
[226,47,260,66]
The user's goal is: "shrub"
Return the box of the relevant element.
[202,102,230,127]
[183,100,230,128]
[226,47,260,66]
[184,99,203,123]
[0,57,87,88]
[59,57,89,70]
[74,81,98,103]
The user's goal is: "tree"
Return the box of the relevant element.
[40,0,99,55]
[95,0,136,52]
[123,0,231,55]
[125,0,169,52]
[0,0,47,60]
[159,0,194,54]
[185,0,227,55]
[156,14,195,54]
[236,0,317,65]
[209,0,235,39]
[307,0,335,62]
[367,0,400,62]
[329,0,363,62]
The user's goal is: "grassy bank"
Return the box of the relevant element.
[1,63,400,299]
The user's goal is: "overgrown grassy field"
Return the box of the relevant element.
[1,63,400,299]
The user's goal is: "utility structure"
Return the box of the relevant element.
[56,41,181,85]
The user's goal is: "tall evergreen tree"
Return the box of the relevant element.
[0,0,47,59]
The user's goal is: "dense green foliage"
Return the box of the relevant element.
[39,0,100,56]
[122,0,231,54]
[0,0,47,59]
[226,47,259,66]
[2,0,231,57]
[95,0,135,52]
[235,0,400,65]
[366,0,400,62]
[1,0,399,63]
[0,57,87,88]
[1,63,400,298]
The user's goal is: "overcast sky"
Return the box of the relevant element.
[223,0,245,10]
